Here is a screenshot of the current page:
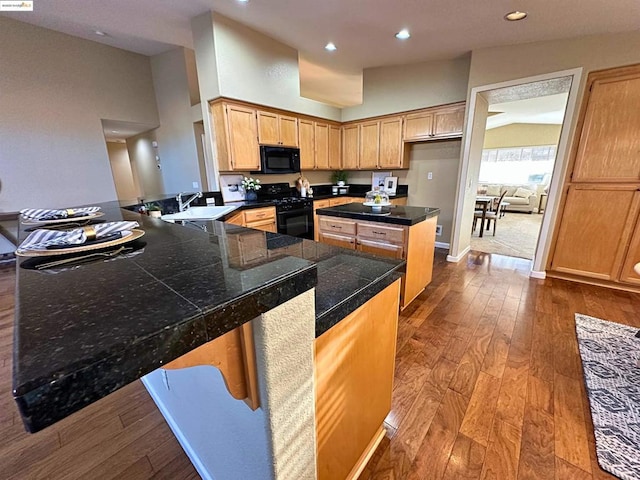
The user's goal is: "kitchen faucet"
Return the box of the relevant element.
[176,192,203,212]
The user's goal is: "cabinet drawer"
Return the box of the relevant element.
[358,222,405,245]
[319,217,357,235]
[244,207,275,223]
[246,218,277,233]
[357,238,404,260]
[314,199,330,210]
[319,232,356,250]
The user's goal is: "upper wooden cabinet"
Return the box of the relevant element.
[211,102,260,172]
[342,124,360,170]
[379,117,405,169]
[257,110,298,147]
[299,119,315,170]
[403,103,465,141]
[299,120,335,171]
[328,125,341,170]
[571,69,640,182]
[315,123,330,170]
[359,121,380,170]
[343,116,405,170]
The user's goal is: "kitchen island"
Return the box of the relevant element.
[12,201,404,479]
[317,203,440,308]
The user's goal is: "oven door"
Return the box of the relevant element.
[277,208,314,239]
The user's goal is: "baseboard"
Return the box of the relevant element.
[530,270,546,279]
[141,376,213,480]
[434,241,450,250]
[447,245,470,263]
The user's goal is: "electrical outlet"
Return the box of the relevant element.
[192,181,199,189]
[428,172,433,180]
[436,225,442,236]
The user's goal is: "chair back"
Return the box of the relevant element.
[492,191,507,212]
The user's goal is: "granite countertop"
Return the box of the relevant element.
[13,202,403,432]
[317,203,440,226]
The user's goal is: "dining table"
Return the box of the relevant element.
[475,196,494,238]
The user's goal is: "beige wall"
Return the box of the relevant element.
[341,56,471,122]
[106,142,140,201]
[0,17,159,212]
[483,123,562,149]
[151,48,202,194]
[126,131,164,200]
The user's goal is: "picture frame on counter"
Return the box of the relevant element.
[371,171,392,192]
[220,174,246,203]
[384,176,398,196]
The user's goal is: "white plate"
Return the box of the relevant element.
[362,202,392,207]
[21,211,104,225]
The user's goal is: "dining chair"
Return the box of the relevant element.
[473,191,507,236]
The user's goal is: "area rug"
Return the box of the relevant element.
[470,212,542,260]
[575,313,640,480]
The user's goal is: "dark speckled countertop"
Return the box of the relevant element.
[317,203,440,226]
[13,201,403,433]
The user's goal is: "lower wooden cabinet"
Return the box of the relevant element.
[550,185,640,281]
[313,199,331,241]
[318,231,356,250]
[225,207,277,233]
[315,279,400,480]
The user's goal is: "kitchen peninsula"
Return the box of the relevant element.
[317,203,440,309]
[12,201,404,480]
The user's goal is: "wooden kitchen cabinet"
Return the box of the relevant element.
[378,117,405,169]
[571,69,640,182]
[390,197,407,206]
[313,199,330,241]
[315,279,400,480]
[257,110,298,147]
[318,231,356,250]
[403,103,464,141]
[299,119,315,170]
[359,121,380,170]
[357,238,404,259]
[550,185,640,281]
[225,207,277,233]
[342,124,360,170]
[328,125,341,170]
[315,123,330,170]
[210,102,260,171]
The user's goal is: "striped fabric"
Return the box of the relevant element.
[20,206,101,221]
[17,221,139,254]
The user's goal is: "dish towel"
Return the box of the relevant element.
[20,206,101,221]
[17,221,139,254]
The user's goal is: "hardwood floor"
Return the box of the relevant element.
[1,248,636,479]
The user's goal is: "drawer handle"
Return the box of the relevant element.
[372,231,386,235]
[257,213,265,218]
[331,225,342,229]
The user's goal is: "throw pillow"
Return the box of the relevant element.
[514,187,534,198]
[486,185,501,196]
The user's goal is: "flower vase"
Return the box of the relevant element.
[246,190,258,202]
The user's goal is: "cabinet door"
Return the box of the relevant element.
[257,111,280,145]
[357,238,404,259]
[319,216,357,235]
[378,117,404,169]
[359,121,380,170]
[319,231,356,250]
[226,105,260,171]
[315,123,330,170]
[299,119,315,170]
[279,115,299,147]
[390,197,407,206]
[550,185,640,280]
[244,207,275,224]
[246,218,277,233]
[572,73,640,182]
[403,111,434,141]
[342,125,359,170]
[328,125,341,170]
[619,216,640,285]
[313,200,331,241]
[433,104,465,137]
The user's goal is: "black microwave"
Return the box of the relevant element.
[253,146,301,174]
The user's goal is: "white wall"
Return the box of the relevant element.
[126,131,164,199]
[106,142,140,201]
[0,17,159,212]
[341,56,471,122]
[151,48,202,194]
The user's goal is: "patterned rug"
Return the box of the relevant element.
[470,212,543,260]
[575,313,640,480]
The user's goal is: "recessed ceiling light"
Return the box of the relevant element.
[111,130,118,133]
[325,42,337,51]
[395,29,411,40]
[237,0,248,2]
[504,11,527,21]
[94,30,107,36]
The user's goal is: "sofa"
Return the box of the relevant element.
[478,183,545,213]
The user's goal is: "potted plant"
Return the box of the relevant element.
[241,176,261,202]
[331,170,348,187]
[145,202,162,218]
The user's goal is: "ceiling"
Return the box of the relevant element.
[3,0,640,72]
[102,119,158,142]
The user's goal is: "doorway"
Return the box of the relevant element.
[470,77,571,260]
[449,68,584,276]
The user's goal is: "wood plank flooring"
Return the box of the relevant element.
[1,249,637,479]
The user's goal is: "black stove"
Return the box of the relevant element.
[258,183,314,239]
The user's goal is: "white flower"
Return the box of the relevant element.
[241,176,261,191]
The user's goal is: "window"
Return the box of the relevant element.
[479,145,556,184]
